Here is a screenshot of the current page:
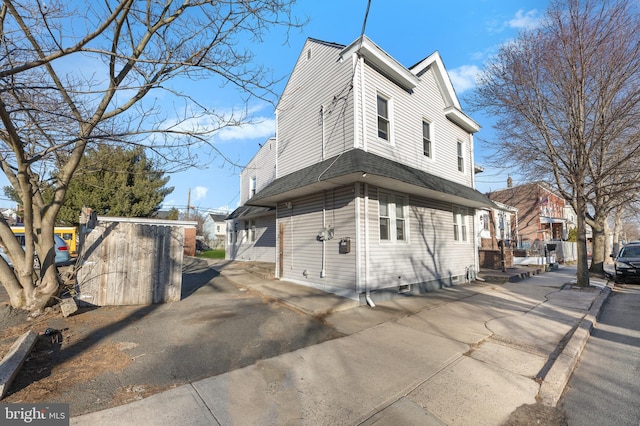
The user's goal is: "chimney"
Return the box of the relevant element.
[507,176,513,188]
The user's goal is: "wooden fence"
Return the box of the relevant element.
[76,219,186,306]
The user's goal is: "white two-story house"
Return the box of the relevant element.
[227,36,494,304]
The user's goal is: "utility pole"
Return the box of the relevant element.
[186,188,191,220]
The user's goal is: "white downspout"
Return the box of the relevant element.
[363,183,374,307]
[470,133,480,279]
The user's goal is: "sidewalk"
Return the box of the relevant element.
[71,264,610,425]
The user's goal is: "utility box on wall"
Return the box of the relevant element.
[339,237,351,254]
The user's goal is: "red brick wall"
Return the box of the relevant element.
[184,227,196,257]
[479,249,513,269]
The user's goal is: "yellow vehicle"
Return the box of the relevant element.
[54,227,77,255]
[11,226,78,255]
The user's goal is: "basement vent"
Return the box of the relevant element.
[451,276,460,283]
[398,284,411,294]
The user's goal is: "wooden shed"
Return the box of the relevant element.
[76,217,197,306]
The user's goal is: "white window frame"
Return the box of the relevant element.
[457,140,465,173]
[250,176,257,197]
[453,207,469,242]
[377,93,392,142]
[379,191,408,243]
[422,120,433,158]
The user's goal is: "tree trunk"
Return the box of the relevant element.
[588,218,606,275]
[575,203,590,287]
[1,222,60,312]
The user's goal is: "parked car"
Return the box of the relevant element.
[0,234,71,268]
[612,242,640,283]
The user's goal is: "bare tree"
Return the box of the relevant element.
[469,0,640,286]
[0,0,304,312]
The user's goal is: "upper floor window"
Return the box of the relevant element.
[377,94,390,141]
[457,141,464,172]
[250,176,257,197]
[379,192,408,242]
[423,121,432,158]
[453,207,468,242]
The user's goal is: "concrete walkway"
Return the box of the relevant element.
[71,264,610,425]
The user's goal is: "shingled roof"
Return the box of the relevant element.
[246,149,495,209]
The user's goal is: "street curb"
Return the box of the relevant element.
[538,285,611,406]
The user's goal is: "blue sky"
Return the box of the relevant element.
[161,0,546,214]
[1,1,547,214]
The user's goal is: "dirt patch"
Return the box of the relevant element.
[0,302,134,404]
[503,402,568,425]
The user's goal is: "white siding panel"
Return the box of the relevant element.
[363,184,475,292]
[277,186,357,298]
[362,62,475,188]
[277,40,354,177]
[227,215,276,262]
[240,138,276,204]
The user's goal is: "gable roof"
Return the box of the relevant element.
[207,214,228,222]
[410,52,480,133]
[340,35,419,91]
[246,149,495,209]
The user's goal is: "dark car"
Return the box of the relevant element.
[613,242,640,283]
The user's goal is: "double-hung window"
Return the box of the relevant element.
[423,121,432,158]
[457,141,464,172]
[453,207,468,242]
[377,94,390,141]
[379,192,407,242]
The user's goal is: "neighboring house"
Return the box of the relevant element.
[202,213,229,248]
[476,202,518,269]
[487,182,568,248]
[0,208,19,226]
[227,36,494,304]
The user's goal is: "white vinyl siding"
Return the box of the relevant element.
[227,214,276,263]
[361,61,473,188]
[239,138,276,204]
[363,185,475,292]
[276,40,354,177]
[277,187,357,296]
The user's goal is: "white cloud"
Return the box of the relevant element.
[508,9,541,29]
[216,117,276,141]
[449,65,480,94]
[192,186,208,201]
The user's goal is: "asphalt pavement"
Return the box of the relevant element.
[558,283,640,425]
[70,262,611,425]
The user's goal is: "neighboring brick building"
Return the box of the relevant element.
[487,182,567,248]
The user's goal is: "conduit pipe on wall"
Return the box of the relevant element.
[363,183,375,307]
[321,191,326,278]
